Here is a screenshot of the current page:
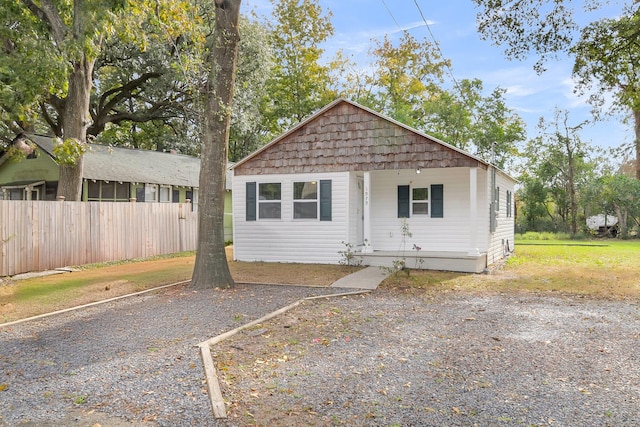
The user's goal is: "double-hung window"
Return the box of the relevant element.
[412,187,428,215]
[398,184,443,218]
[258,183,281,219]
[293,181,318,219]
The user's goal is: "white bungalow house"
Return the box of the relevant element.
[232,99,515,273]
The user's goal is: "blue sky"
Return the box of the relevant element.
[242,0,633,155]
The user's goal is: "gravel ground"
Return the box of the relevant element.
[1,283,640,426]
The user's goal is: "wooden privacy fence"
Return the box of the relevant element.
[0,201,199,277]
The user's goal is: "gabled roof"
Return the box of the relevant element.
[233,98,495,176]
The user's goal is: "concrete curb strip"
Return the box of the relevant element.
[197,290,372,419]
[0,280,192,329]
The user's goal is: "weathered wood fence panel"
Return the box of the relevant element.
[0,201,199,276]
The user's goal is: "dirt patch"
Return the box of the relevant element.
[0,249,360,324]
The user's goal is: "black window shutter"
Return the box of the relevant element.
[398,185,410,218]
[431,184,443,218]
[319,180,332,221]
[246,182,256,221]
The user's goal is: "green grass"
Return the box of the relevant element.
[13,277,96,305]
[383,239,640,299]
[0,254,196,323]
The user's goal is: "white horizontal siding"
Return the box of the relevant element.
[368,168,480,253]
[487,168,516,266]
[232,171,349,264]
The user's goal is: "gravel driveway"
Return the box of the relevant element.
[1,283,639,426]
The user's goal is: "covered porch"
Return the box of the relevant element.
[350,166,489,273]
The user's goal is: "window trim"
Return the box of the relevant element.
[412,187,429,215]
[398,184,443,218]
[293,181,318,220]
[144,184,158,203]
[159,185,172,203]
[258,182,282,220]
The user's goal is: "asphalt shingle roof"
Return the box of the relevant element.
[30,134,201,188]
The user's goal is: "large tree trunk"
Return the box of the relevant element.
[191,0,241,289]
[56,56,94,201]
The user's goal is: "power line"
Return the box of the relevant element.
[412,0,465,98]
[380,0,402,32]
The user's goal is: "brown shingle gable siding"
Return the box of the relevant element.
[235,100,484,176]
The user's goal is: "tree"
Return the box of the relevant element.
[262,0,336,134]
[521,109,593,236]
[337,32,450,129]
[421,79,525,169]
[191,0,241,289]
[583,172,640,237]
[229,18,274,161]
[473,0,640,178]
[473,0,581,73]
[19,0,108,201]
[572,10,640,179]
[1,1,198,199]
[334,36,525,170]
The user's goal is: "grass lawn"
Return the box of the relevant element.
[0,246,360,324]
[1,240,639,324]
[380,239,640,299]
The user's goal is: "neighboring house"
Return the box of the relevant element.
[232,99,515,273]
[0,134,234,241]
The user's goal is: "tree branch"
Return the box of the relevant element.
[21,0,68,46]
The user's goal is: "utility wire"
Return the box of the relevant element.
[412,0,466,101]
[380,0,403,32]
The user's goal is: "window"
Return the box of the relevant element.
[88,181,100,200]
[293,181,318,219]
[398,184,443,218]
[506,190,512,218]
[116,183,129,200]
[87,181,130,201]
[259,183,281,219]
[102,182,115,200]
[412,187,428,215]
[145,184,158,202]
[159,185,171,203]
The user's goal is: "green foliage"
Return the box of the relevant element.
[474,0,640,177]
[515,232,573,241]
[571,9,640,178]
[337,241,362,267]
[52,138,87,166]
[473,0,580,72]
[333,34,525,168]
[518,109,595,236]
[262,0,336,134]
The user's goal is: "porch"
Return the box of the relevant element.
[357,250,487,274]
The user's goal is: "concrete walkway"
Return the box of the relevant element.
[330,266,391,290]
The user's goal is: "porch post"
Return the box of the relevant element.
[468,167,480,256]
[362,171,373,253]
